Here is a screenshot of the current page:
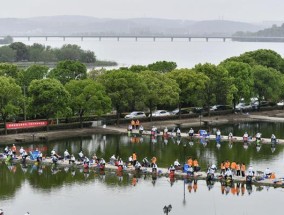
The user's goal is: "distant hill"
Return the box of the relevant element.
[0,16,265,36]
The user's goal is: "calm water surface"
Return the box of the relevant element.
[1,122,284,215]
[14,38,284,68]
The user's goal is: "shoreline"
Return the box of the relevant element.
[1,109,284,144]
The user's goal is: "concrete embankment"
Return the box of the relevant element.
[1,155,283,188]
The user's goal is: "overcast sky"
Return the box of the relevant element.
[0,0,283,22]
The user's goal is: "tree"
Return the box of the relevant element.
[98,70,147,123]
[0,63,20,78]
[28,43,45,62]
[194,63,236,114]
[220,61,254,108]
[28,79,70,130]
[139,70,180,121]
[0,46,16,62]
[129,65,148,73]
[147,61,177,73]
[252,65,283,109]
[9,42,29,61]
[167,69,208,117]
[55,44,83,61]
[17,64,49,87]
[48,60,87,84]
[65,79,112,128]
[80,50,96,63]
[0,76,22,134]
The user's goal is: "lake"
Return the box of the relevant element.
[1,121,284,215]
[13,38,284,68]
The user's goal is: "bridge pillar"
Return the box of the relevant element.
[188,37,191,42]
[135,37,138,42]
[99,37,101,41]
[28,37,30,41]
[117,37,120,41]
[206,38,208,42]
[223,38,226,42]
[81,37,83,41]
[171,37,173,42]
[153,37,156,42]
[45,37,48,41]
[63,37,65,41]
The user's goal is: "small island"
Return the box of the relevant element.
[0,36,13,44]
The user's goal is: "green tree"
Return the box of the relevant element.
[220,61,254,108]
[65,79,112,128]
[28,43,45,62]
[167,69,208,117]
[0,46,16,62]
[9,42,29,61]
[48,60,87,84]
[98,70,147,123]
[55,44,83,61]
[147,61,177,73]
[194,63,235,114]
[17,64,49,87]
[252,65,283,109]
[0,63,20,78]
[29,79,70,130]
[0,76,22,134]
[139,70,180,121]
[80,50,96,63]
[129,65,148,73]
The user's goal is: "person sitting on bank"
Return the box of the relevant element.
[64,149,70,160]
[139,125,144,135]
[228,132,233,140]
[216,129,221,139]
[69,154,76,164]
[135,119,140,130]
[78,151,84,161]
[176,128,181,136]
[264,167,272,178]
[174,159,181,170]
[164,127,168,136]
[188,128,194,138]
[271,134,277,143]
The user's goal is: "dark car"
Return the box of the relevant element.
[210,105,232,111]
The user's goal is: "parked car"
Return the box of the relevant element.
[150,110,171,117]
[210,105,232,111]
[124,111,146,119]
[171,108,191,115]
[235,103,252,111]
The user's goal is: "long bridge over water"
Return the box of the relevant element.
[2,35,284,42]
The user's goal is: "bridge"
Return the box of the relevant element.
[2,35,284,42]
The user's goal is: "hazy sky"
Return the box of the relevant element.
[1,0,283,22]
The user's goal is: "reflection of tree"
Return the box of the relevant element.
[0,163,25,200]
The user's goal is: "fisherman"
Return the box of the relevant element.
[78,151,84,161]
[271,134,277,143]
[174,159,181,169]
[131,120,135,130]
[243,132,249,142]
[247,165,255,177]
[264,167,272,178]
[236,162,241,176]
[230,161,236,175]
[216,129,221,138]
[4,146,8,154]
[135,119,140,130]
[139,125,144,135]
[188,128,194,138]
[11,144,17,156]
[84,156,90,165]
[22,150,28,162]
[132,152,137,166]
[176,128,181,136]
[224,168,233,180]
[220,161,226,175]
[118,158,123,168]
[135,161,142,171]
[19,146,24,156]
[207,164,217,179]
[152,162,158,173]
[151,156,157,167]
[169,165,175,173]
[193,158,200,172]
[37,151,43,162]
[128,124,132,133]
[69,154,75,164]
[255,132,262,143]
[164,127,168,136]
[241,163,246,177]
[64,149,70,160]
[228,132,233,140]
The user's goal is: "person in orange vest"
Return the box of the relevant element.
[193,158,200,172]
[132,152,137,166]
[135,119,140,130]
[241,163,246,177]
[224,160,230,171]
[131,120,135,130]
[236,162,241,176]
[11,144,17,156]
[230,161,236,175]
[187,157,193,167]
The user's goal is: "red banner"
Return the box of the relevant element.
[6,121,48,129]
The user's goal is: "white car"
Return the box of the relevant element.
[150,110,171,117]
[124,111,146,119]
[235,103,252,111]
[277,100,284,106]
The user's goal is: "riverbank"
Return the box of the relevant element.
[1,109,284,145]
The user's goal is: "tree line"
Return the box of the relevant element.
[0,42,96,63]
[1,49,284,134]
[0,36,13,45]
